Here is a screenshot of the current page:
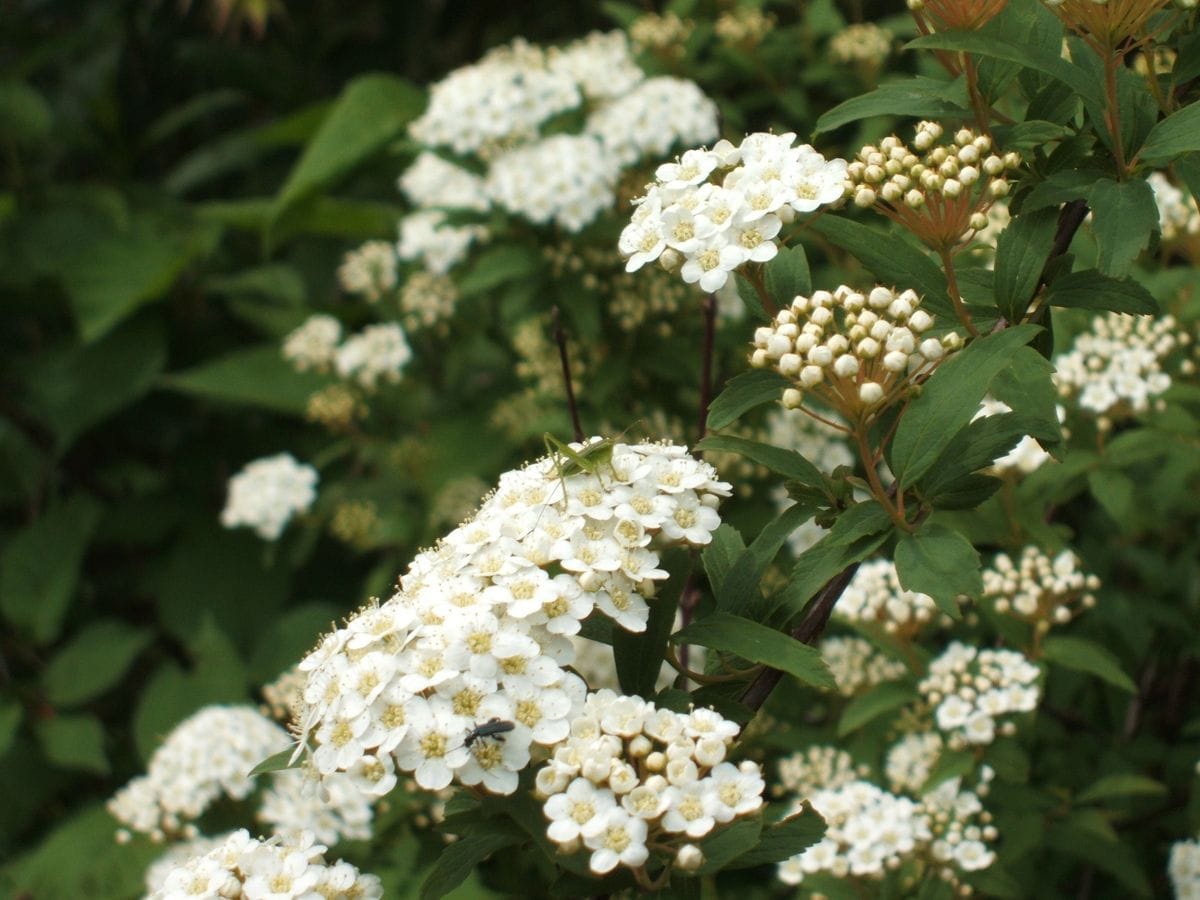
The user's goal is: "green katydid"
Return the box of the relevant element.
[539,422,641,514]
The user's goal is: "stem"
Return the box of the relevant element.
[697,294,717,445]
[746,268,778,317]
[939,247,978,337]
[855,426,908,531]
[551,306,584,442]
[963,56,993,135]
[1103,50,1128,176]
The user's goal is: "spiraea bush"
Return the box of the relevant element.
[3,1,1200,898]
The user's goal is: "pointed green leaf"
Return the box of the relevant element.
[838,681,918,736]
[706,370,790,431]
[1088,178,1157,277]
[674,612,835,690]
[1043,269,1158,314]
[1138,100,1200,165]
[894,522,981,618]
[1042,635,1136,692]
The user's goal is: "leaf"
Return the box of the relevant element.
[919,413,1051,502]
[764,244,812,303]
[891,325,1039,489]
[1088,178,1157,277]
[993,207,1059,322]
[706,369,790,431]
[894,522,981,618]
[674,612,836,690]
[921,748,976,793]
[272,74,422,221]
[814,78,969,134]
[614,594,677,697]
[1076,773,1167,805]
[34,714,107,774]
[808,216,951,318]
[0,80,53,146]
[0,495,102,644]
[906,32,1102,107]
[0,700,22,758]
[162,344,331,416]
[1043,269,1158,314]
[696,816,764,875]
[717,503,820,616]
[988,346,1061,440]
[1045,817,1151,896]
[696,435,825,489]
[726,805,827,869]
[1041,635,1136,693]
[1137,100,1200,165]
[838,682,918,736]
[457,245,542,298]
[701,526,745,596]
[420,826,524,900]
[735,273,770,322]
[41,620,153,707]
[248,747,305,778]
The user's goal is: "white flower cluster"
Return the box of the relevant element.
[282,317,414,391]
[750,284,961,419]
[983,546,1099,626]
[585,77,720,169]
[628,12,694,53]
[829,23,893,65]
[400,270,459,333]
[918,642,1041,748]
[1054,312,1189,426]
[108,705,373,848]
[536,689,764,875]
[820,636,908,696]
[293,440,730,797]
[834,559,942,638]
[397,209,488,275]
[1149,173,1200,242]
[550,29,644,100]
[282,314,341,373]
[972,396,1059,475]
[621,134,847,292]
[486,134,620,232]
[336,240,397,303]
[1171,837,1200,899]
[885,731,943,794]
[144,834,231,897]
[775,745,862,799]
[220,454,318,541]
[398,151,490,212]
[145,829,380,900]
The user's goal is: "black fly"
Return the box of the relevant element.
[462,717,515,750]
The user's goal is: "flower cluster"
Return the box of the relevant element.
[293,441,730,797]
[485,134,620,232]
[620,133,847,292]
[145,829,381,900]
[283,316,414,391]
[628,11,694,55]
[1149,172,1200,242]
[829,23,893,67]
[884,731,943,794]
[907,0,1008,32]
[834,559,944,639]
[846,122,1021,251]
[751,284,961,423]
[714,7,775,45]
[983,546,1099,628]
[918,642,1041,747]
[535,690,765,876]
[337,240,398,303]
[821,636,909,696]
[397,209,488,275]
[282,314,341,373]
[775,745,863,799]
[1053,311,1190,428]
[399,271,459,334]
[1171,837,1200,899]
[585,77,719,170]
[220,453,318,541]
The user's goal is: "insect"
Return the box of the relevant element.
[543,432,618,503]
[462,717,516,750]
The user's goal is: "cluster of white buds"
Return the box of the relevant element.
[220,453,318,542]
[336,240,398,304]
[144,829,381,900]
[907,0,1009,32]
[1053,311,1192,428]
[983,546,1099,628]
[714,7,775,45]
[628,12,694,55]
[774,745,864,799]
[972,397,1059,475]
[821,636,909,696]
[918,642,1041,748]
[751,285,961,423]
[282,316,414,392]
[282,314,341,374]
[293,441,730,797]
[921,772,1000,881]
[1149,172,1200,242]
[620,133,847,292]
[400,271,459,334]
[1170,837,1200,898]
[829,23,893,67]
[535,690,764,876]
[885,731,944,794]
[834,559,944,639]
[846,122,1021,251]
[107,706,373,847]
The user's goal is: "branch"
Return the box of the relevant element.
[551,306,584,442]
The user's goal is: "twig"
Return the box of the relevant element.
[551,306,584,442]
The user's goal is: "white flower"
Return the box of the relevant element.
[220,454,317,541]
[583,807,650,874]
[335,323,412,391]
[545,778,616,844]
[282,315,341,373]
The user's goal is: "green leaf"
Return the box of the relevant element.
[894,522,980,618]
[615,594,677,697]
[272,74,422,221]
[0,700,22,758]
[0,80,53,146]
[891,325,1039,489]
[1088,178,1157,277]
[34,714,107,774]
[993,207,1058,322]
[1043,268,1158,314]
[696,816,764,875]
[1137,100,1200,165]
[248,747,304,778]
[765,245,812,304]
[995,119,1070,150]
[919,413,1051,503]
[717,503,820,616]
[726,805,826,869]
[696,435,824,489]
[906,32,1102,107]
[162,344,331,416]
[457,245,542,298]
[735,273,770,323]
[808,217,950,318]
[1045,816,1151,896]
[674,612,836,690]
[921,747,976,793]
[1041,635,1136,692]
[989,346,1061,440]
[706,369,790,431]
[420,825,523,900]
[1088,467,1135,524]
[814,78,969,134]
[701,525,745,596]
[838,682,918,736]
[41,621,152,707]
[0,495,102,644]
[1076,773,1166,805]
